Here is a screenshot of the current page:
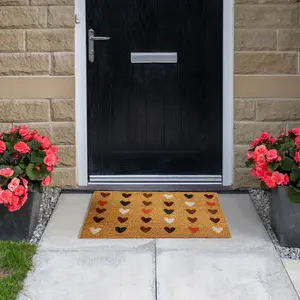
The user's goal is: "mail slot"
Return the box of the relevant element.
[131,52,178,63]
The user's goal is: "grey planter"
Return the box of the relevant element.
[0,192,41,242]
[270,187,300,247]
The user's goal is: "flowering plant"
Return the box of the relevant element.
[0,125,58,212]
[246,128,300,202]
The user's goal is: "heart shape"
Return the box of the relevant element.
[141,208,152,214]
[184,194,193,199]
[164,217,175,224]
[164,194,173,199]
[212,226,223,234]
[164,201,174,207]
[118,217,128,223]
[120,200,131,206]
[143,201,152,206]
[187,217,198,223]
[186,209,196,215]
[164,209,174,215]
[207,201,216,207]
[115,227,127,233]
[185,201,195,207]
[119,208,130,215]
[122,193,132,198]
[188,227,199,233]
[100,192,110,198]
[140,226,152,233]
[90,227,101,234]
[93,216,104,223]
[96,208,106,214]
[141,217,152,223]
[208,209,218,215]
[98,200,108,206]
[143,193,152,198]
[164,227,176,233]
[204,194,214,199]
[210,217,220,224]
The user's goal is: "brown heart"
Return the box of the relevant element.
[96,208,106,214]
[100,192,110,197]
[93,216,104,223]
[187,217,198,223]
[210,217,220,224]
[122,193,132,198]
[208,209,218,215]
[164,227,176,234]
[143,193,152,198]
[186,209,196,215]
[140,226,152,233]
[118,217,128,223]
[141,217,152,223]
[143,201,152,206]
[204,194,214,199]
[164,201,174,207]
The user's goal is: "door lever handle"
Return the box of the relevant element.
[88,29,110,62]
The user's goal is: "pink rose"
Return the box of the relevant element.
[0,189,13,205]
[269,137,275,144]
[19,125,30,137]
[14,185,25,196]
[9,127,17,133]
[283,174,290,185]
[254,145,268,155]
[272,171,285,185]
[8,178,20,192]
[247,152,253,160]
[42,175,51,187]
[0,168,14,177]
[41,137,50,149]
[24,134,33,141]
[266,149,278,162]
[0,140,6,154]
[260,132,269,140]
[14,141,31,154]
[44,153,57,167]
[295,151,300,163]
[295,136,300,148]
[292,128,300,136]
[46,166,54,172]
[21,177,28,188]
[264,177,276,188]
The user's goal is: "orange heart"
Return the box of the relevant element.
[207,201,216,207]
[98,200,108,206]
[188,227,199,233]
[141,208,152,214]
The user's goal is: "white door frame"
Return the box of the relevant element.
[74,0,234,186]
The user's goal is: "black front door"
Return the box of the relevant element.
[86,0,223,179]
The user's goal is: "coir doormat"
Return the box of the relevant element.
[80,191,231,238]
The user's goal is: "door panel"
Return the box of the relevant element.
[86,0,223,176]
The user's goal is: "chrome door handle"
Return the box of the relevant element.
[88,29,110,63]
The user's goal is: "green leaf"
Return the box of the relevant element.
[26,163,41,181]
[40,164,49,179]
[288,187,300,203]
[267,162,279,172]
[280,156,295,171]
[28,181,42,193]
[290,168,300,182]
[260,181,269,191]
[5,141,14,152]
[27,140,41,151]
[29,151,44,165]
[280,139,295,151]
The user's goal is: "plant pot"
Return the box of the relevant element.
[0,192,42,242]
[269,187,300,247]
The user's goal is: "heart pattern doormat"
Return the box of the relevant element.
[80,192,231,238]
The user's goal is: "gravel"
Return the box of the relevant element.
[29,187,61,245]
[249,188,300,260]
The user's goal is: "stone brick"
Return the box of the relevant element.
[30,0,74,4]
[236,0,258,3]
[287,122,300,130]
[0,7,47,28]
[0,123,13,133]
[51,167,76,187]
[13,123,52,138]
[235,30,277,51]
[235,52,298,74]
[235,99,255,121]
[233,168,260,189]
[234,122,285,144]
[278,29,300,51]
[0,0,29,4]
[51,52,74,75]
[0,30,25,52]
[257,99,300,121]
[234,145,249,168]
[0,99,50,122]
[0,53,49,75]
[27,29,74,52]
[51,99,75,121]
[260,0,299,3]
[51,122,75,145]
[235,5,299,28]
[48,6,74,28]
[56,145,75,167]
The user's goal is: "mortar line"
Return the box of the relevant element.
[154,239,158,300]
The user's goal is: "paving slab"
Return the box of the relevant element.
[282,259,300,297]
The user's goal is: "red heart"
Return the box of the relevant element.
[100,192,110,197]
[118,217,128,223]
[204,194,214,199]
[187,217,198,223]
[143,201,152,206]
[188,227,199,233]
[98,200,108,206]
[142,208,152,214]
[122,193,132,198]
[143,193,152,198]
[96,208,106,214]
[164,201,174,207]
[186,209,196,215]
[140,226,152,233]
[207,201,216,207]
[164,227,175,233]
[210,217,220,224]
[93,217,104,223]
[208,209,218,214]
[141,217,152,223]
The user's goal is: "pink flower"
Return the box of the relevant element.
[24,134,33,141]
[42,175,51,187]
[295,136,300,148]
[247,152,253,160]
[41,137,50,149]
[260,132,269,140]
[46,166,54,172]
[44,153,57,167]
[250,168,257,177]
[292,128,300,136]
[46,146,58,156]
[264,176,276,188]
[14,185,25,196]
[280,131,286,137]
[9,127,17,133]
[254,145,268,155]
[266,149,279,162]
[0,140,6,154]
[0,189,13,205]
[283,174,290,185]
[14,141,31,154]
[36,166,41,171]
[19,125,30,137]
[272,171,286,185]
[8,178,20,192]
[295,151,300,163]
[21,177,28,188]
[0,168,14,177]
[269,137,275,144]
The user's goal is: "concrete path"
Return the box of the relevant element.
[19,193,300,300]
